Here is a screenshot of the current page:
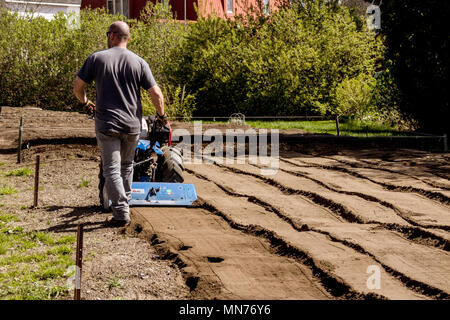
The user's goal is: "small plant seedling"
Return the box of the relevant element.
[106,276,124,290]
[78,178,90,188]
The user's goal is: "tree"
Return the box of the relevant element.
[381,0,450,134]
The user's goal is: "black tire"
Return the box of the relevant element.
[156,147,184,183]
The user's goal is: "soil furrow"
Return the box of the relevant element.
[214,161,450,249]
[185,168,311,233]
[337,157,450,191]
[186,174,420,299]
[279,158,450,231]
[189,162,450,297]
[320,156,450,203]
[185,165,449,298]
[129,206,332,300]
[187,165,450,252]
[197,199,384,300]
[282,157,450,221]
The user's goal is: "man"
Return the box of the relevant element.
[73,21,167,226]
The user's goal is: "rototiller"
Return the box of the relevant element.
[99,116,197,209]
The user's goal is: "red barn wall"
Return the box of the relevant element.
[131,0,155,19]
[81,0,279,21]
[81,0,106,10]
[198,0,225,18]
[198,0,281,19]
[169,0,198,21]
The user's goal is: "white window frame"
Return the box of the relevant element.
[264,0,270,14]
[107,0,129,18]
[226,0,233,14]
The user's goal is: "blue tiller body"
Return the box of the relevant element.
[130,139,197,206]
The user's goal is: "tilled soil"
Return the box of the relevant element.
[1,107,450,300]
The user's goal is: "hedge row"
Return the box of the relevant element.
[0,1,396,123]
[0,3,191,117]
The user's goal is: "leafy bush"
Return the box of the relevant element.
[165,0,384,118]
[0,8,117,110]
[0,3,193,118]
[0,1,388,124]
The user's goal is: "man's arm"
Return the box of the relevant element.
[73,76,88,104]
[148,85,165,116]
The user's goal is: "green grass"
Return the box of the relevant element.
[245,119,405,137]
[0,212,20,223]
[77,178,90,188]
[0,212,77,300]
[5,167,32,177]
[0,186,18,196]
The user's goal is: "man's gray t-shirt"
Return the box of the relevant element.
[77,47,156,134]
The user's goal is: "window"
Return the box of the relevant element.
[107,0,129,18]
[227,0,233,14]
[264,0,270,14]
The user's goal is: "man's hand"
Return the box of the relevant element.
[156,112,168,126]
[83,99,96,117]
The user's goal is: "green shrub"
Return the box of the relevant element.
[165,0,384,118]
[0,1,387,123]
[0,3,192,118]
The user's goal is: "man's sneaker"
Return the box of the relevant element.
[105,216,130,227]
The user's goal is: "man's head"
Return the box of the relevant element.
[107,21,130,48]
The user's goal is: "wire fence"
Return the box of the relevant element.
[0,113,448,152]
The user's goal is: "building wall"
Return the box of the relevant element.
[81,0,278,20]
[169,0,198,21]
[6,0,82,21]
[81,0,106,10]
[198,0,280,19]
[130,0,151,19]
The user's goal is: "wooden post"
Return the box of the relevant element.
[17,116,23,164]
[74,223,84,300]
[33,155,40,208]
[335,115,340,136]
